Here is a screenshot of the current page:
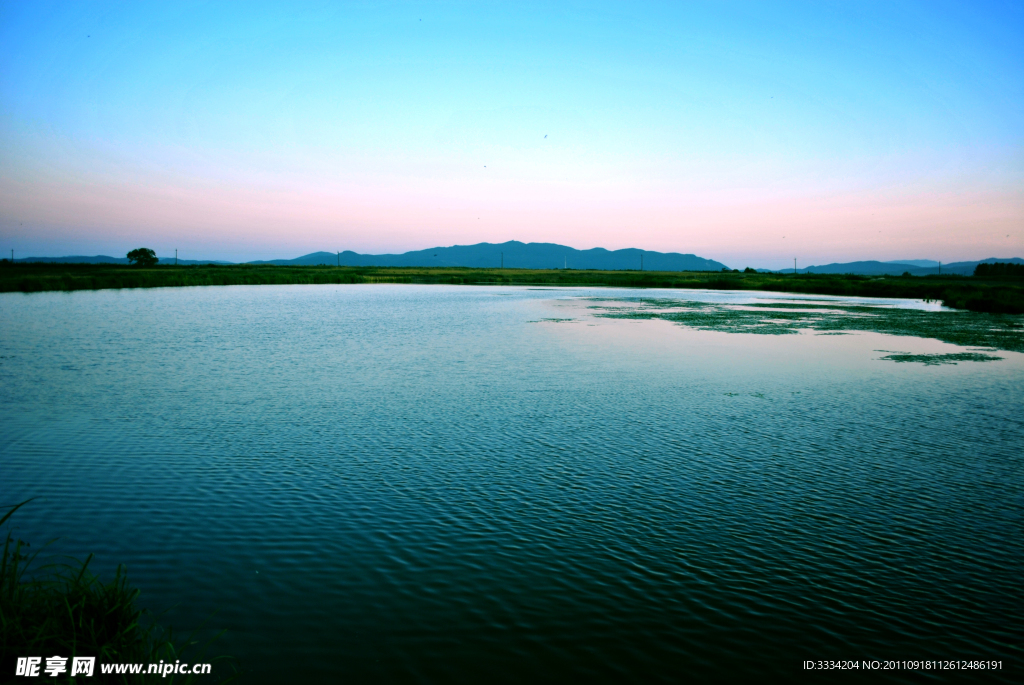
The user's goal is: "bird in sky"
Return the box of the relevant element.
[544,134,548,138]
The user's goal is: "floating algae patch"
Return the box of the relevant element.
[583,299,701,321]
[586,310,661,320]
[589,297,1024,352]
[877,352,1004,366]
[660,309,804,334]
[743,301,873,312]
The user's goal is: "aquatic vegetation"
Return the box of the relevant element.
[592,297,1024,352]
[876,352,1003,365]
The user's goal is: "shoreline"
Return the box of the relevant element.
[1,263,1022,314]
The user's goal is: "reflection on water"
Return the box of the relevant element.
[1,285,1022,683]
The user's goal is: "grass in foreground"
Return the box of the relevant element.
[1,262,1022,314]
[1,502,235,684]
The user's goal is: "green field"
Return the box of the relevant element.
[2,262,1022,314]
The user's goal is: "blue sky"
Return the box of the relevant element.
[1,1,1021,266]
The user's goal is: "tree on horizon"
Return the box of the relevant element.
[126,248,158,266]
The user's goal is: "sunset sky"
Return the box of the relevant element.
[1,1,1021,268]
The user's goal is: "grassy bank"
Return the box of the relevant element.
[1,503,234,684]
[2,262,1022,313]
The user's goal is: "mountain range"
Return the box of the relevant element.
[789,258,1024,277]
[248,241,726,271]
[10,242,1022,276]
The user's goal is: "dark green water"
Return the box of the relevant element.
[1,285,1021,683]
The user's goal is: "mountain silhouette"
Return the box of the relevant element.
[788,258,1024,277]
[248,241,728,271]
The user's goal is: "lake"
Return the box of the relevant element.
[2,285,1021,683]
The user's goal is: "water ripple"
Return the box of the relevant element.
[1,285,1021,683]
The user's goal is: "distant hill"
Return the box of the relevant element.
[16,255,130,264]
[153,258,234,265]
[884,259,940,268]
[788,258,1024,277]
[13,255,233,265]
[936,258,1024,276]
[248,241,729,271]
[797,260,918,275]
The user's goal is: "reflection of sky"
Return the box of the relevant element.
[556,288,953,312]
[1,1,1022,267]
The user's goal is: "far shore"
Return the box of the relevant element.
[1,262,1022,314]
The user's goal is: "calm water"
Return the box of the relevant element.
[2,285,1022,683]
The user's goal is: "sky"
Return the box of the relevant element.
[1,1,1022,268]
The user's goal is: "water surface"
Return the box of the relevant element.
[2,285,1022,682]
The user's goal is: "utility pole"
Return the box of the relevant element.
[938,261,941,275]
[175,249,178,265]
[794,258,797,274]
[337,251,340,267]
[564,256,567,269]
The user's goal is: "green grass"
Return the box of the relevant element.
[1,502,235,684]
[2,262,1023,314]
